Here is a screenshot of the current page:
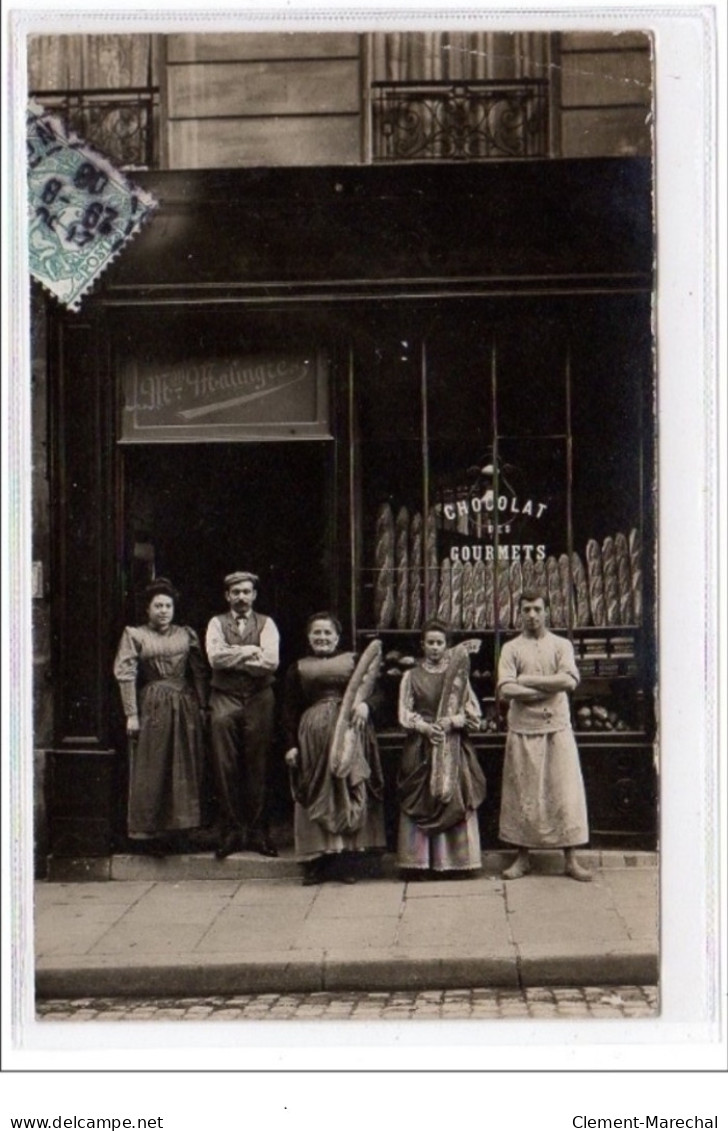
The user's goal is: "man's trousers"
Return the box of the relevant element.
[209,686,275,837]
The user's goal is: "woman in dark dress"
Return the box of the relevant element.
[113,578,208,854]
[283,613,386,885]
[397,619,486,875]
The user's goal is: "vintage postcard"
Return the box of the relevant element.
[3,3,722,1076]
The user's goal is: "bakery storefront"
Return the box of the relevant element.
[42,159,656,865]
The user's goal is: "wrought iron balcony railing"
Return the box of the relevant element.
[29,86,160,170]
[371,80,549,162]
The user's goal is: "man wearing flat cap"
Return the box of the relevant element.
[206,571,280,859]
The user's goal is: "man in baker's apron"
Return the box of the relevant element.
[206,571,280,859]
[497,589,592,882]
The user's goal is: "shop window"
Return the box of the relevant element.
[352,307,651,744]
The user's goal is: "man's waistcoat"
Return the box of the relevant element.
[210,612,275,696]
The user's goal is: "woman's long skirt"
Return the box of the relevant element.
[396,810,482,871]
[396,729,485,871]
[292,699,385,861]
[128,681,204,838]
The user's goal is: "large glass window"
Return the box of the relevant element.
[352,297,652,739]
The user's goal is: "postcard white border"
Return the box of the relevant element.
[2,0,725,1073]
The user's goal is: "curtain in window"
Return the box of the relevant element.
[369,31,551,82]
[27,36,159,168]
[28,34,156,91]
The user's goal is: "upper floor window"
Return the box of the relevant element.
[368,32,552,161]
[28,35,160,170]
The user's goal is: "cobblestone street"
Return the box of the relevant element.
[37,986,657,1022]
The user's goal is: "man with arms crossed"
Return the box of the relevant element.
[206,571,280,859]
[497,589,592,881]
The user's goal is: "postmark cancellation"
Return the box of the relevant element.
[27,99,156,311]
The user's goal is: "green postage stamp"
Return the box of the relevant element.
[26,99,157,311]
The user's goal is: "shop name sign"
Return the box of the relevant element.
[449,542,547,563]
[120,351,330,441]
[438,477,551,563]
[124,354,312,422]
[441,492,548,523]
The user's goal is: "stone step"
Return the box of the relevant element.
[45,848,657,883]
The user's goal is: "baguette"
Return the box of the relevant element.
[409,511,423,630]
[546,555,565,627]
[484,560,495,628]
[586,538,606,626]
[329,640,382,788]
[374,503,395,629]
[571,551,590,626]
[461,561,475,629]
[558,553,575,627]
[533,557,547,598]
[426,507,439,617]
[395,506,410,629]
[473,559,487,628]
[615,532,635,625]
[628,527,643,625]
[602,536,620,626]
[496,561,511,628]
[450,559,464,629]
[438,557,452,624]
[510,560,523,629]
[430,642,472,804]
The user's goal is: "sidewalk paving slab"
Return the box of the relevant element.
[35,854,659,999]
[517,942,658,987]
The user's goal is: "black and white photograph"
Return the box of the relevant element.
[3,2,724,1084]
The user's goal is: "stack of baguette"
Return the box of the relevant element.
[374,503,442,629]
[374,502,643,631]
[585,530,642,627]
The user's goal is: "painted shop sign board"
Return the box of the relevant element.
[119,351,331,442]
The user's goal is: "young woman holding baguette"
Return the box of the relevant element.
[396,619,487,876]
[283,613,386,885]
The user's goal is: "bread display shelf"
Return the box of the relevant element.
[357,626,641,634]
[357,628,497,635]
[375,728,649,746]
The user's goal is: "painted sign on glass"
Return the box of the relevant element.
[120,352,330,441]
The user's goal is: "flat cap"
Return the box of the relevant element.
[224,570,259,589]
